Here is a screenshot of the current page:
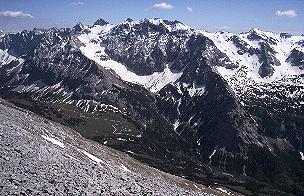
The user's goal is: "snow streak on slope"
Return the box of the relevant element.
[41,134,65,148]
[78,24,183,93]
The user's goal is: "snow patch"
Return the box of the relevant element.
[41,134,65,148]
[300,152,304,160]
[171,22,191,32]
[173,120,180,130]
[126,150,135,154]
[188,85,205,97]
[120,164,131,172]
[209,149,217,159]
[80,149,103,163]
[216,187,232,195]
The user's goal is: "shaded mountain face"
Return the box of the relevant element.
[287,48,304,69]
[0,18,304,195]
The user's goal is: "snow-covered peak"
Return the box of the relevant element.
[240,28,273,42]
[248,28,265,34]
[246,28,276,36]
[137,18,192,32]
[89,23,113,35]
[141,18,165,26]
[170,21,192,32]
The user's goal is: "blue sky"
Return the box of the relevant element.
[0,0,303,34]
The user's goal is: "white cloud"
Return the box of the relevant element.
[71,1,84,6]
[0,11,34,18]
[276,10,297,17]
[186,6,193,12]
[151,3,174,10]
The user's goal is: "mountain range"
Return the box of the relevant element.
[0,18,303,195]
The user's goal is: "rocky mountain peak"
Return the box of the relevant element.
[125,18,133,23]
[93,18,109,26]
[72,22,85,34]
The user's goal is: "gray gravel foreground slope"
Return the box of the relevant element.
[0,99,229,195]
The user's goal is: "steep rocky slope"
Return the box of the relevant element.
[0,98,232,195]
